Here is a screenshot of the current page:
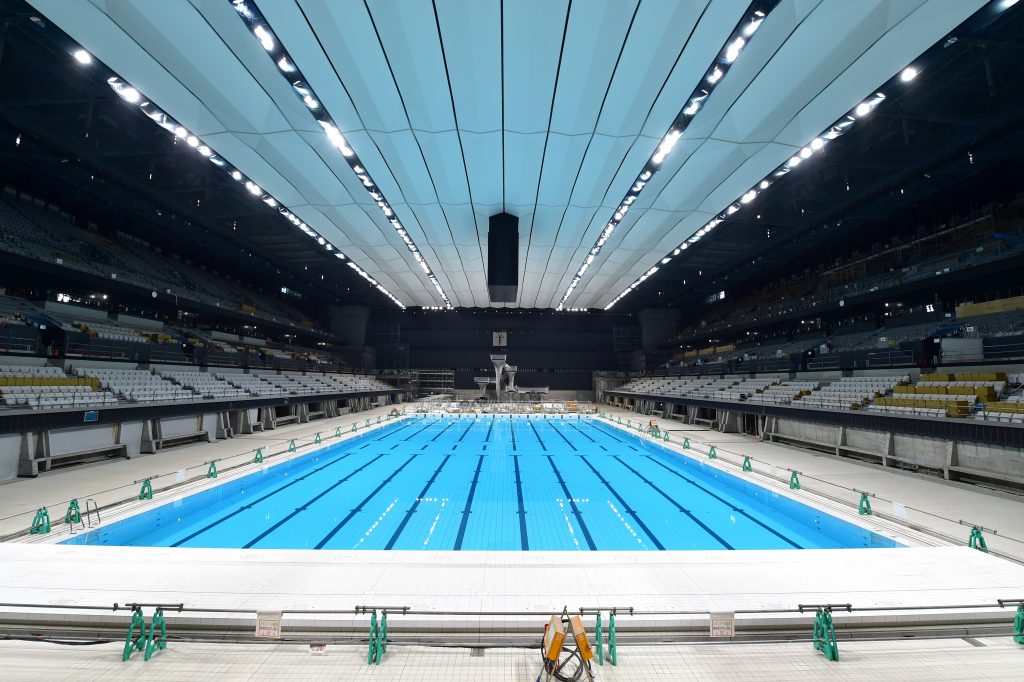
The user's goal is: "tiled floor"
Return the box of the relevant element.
[0,637,1022,681]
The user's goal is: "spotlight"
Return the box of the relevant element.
[253,25,274,51]
[900,66,918,82]
[73,49,92,65]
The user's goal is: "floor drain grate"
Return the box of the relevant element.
[961,637,986,647]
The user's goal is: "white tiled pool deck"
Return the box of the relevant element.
[1,637,1023,681]
[1,404,1023,679]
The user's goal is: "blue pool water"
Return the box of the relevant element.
[64,416,900,551]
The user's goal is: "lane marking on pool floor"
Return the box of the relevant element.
[374,420,416,440]
[430,420,457,441]
[169,451,361,547]
[453,455,485,550]
[314,455,419,549]
[611,455,734,550]
[546,423,577,451]
[513,455,529,551]
[563,421,596,443]
[385,454,453,550]
[578,456,664,550]
[587,421,640,450]
[546,455,597,550]
[358,498,398,546]
[403,417,442,441]
[240,454,390,549]
[527,420,547,451]
[643,455,802,549]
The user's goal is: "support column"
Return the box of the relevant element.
[490,354,507,400]
[140,419,158,454]
[944,439,959,481]
[835,426,845,457]
[215,412,231,440]
[883,431,894,468]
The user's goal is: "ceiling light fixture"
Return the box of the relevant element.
[559,0,782,310]
[601,43,956,311]
[72,49,92,65]
[230,0,451,308]
[99,53,405,307]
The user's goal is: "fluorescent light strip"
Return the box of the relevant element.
[102,73,406,308]
[557,1,780,310]
[231,0,453,309]
[602,89,883,310]
[602,0,1020,310]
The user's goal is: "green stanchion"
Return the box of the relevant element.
[254,448,263,464]
[626,420,631,428]
[683,437,691,449]
[335,427,342,437]
[663,432,669,442]
[122,607,146,661]
[288,439,297,453]
[207,461,217,479]
[858,493,872,515]
[378,611,388,663]
[367,612,378,665]
[708,445,718,459]
[1013,604,1023,644]
[649,426,660,438]
[139,479,153,500]
[377,416,382,424]
[790,471,801,490]
[352,423,358,432]
[595,612,603,666]
[365,419,371,427]
[608,611,617,666]
[29,507,50,535]
[65,498,81,525]
[314,432,322,444]
[742,456,752,472]
[144,608,167,661]
[968,527,988,553]
[812,608,839,661]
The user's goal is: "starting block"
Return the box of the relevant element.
[538,609,594,682]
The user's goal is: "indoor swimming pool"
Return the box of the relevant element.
[63,416,902,551]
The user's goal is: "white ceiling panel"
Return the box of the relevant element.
[26,0,987,309]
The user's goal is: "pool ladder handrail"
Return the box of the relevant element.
[84,498,101,528]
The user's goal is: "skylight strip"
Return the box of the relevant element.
[602,0,1016,310]
[556,1,781,310]
[232,0,453,308]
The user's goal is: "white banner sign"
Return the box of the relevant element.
[710,612,735,638]
[255,611,282,639]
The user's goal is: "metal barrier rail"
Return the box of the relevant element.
[0,598,1019,621]
[866,350,915,367]
[0,598,1020,667]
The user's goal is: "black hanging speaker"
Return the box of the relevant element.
[487,212,518,302]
